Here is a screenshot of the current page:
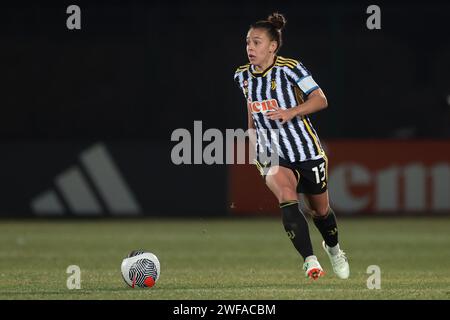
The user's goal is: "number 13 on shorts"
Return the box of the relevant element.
[312,162,326,184]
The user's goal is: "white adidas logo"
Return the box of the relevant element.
[31,143,142,216]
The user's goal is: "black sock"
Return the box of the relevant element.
[312,207,338,248]
[280,201,314,261]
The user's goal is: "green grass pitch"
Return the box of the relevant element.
[0,217,449,300]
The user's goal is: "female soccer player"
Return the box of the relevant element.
[234,13,349,280]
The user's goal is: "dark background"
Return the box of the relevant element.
[0,0,449,216]
[2,0,449,140]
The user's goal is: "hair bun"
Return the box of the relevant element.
[268,12,286,31]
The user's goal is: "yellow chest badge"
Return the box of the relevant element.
[271,79,277,90]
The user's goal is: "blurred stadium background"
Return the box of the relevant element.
[0,0,449,299]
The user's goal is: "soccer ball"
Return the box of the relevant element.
[121,250,160,288]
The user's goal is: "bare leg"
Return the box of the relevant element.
[265,166,314,261]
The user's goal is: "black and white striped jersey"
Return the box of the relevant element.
[234,56,326,163]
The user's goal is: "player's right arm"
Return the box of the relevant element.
[233,65,257,151]
[247,105,257,151]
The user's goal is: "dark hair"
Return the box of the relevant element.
[250,13,287,53]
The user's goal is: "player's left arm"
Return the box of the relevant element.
[267,61,328,124]
[268,89,327,124]
[291,88,328,117]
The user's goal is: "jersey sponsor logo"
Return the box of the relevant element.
[248,99,279,114]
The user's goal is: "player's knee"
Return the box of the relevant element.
[278,187,298,203]
[312,206,331,218]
